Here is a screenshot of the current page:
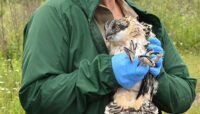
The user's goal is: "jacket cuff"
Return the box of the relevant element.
[103,55,119,89]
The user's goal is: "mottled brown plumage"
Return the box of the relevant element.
[104,17,161,114]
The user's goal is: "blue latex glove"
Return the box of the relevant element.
[111,52,149,88]
[148,37,163,77]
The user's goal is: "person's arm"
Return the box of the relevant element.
[19,6,118,114]
[153,23,197,113]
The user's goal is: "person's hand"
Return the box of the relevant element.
[148,37,163,77]
[111,52,149,88]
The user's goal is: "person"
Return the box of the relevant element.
[19,0,197,114]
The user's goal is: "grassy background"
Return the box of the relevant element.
[134,0,200,113]
[135,0,200,54]
[0,0,199,113]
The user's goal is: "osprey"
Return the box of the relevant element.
[104,17,162,114]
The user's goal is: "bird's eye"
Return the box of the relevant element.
[115,25,119,30]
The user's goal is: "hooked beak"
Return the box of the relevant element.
[106,35,113,40]
[105,31,113,40]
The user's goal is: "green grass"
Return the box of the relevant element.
[162,53,200,114]
[0,58,24,114]
[134,0,200,53]
[181,53,200,114]
[133,0,200,112]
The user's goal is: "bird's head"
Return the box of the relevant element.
[104,18,130,42]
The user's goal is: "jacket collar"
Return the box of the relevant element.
[79,0,100,22]
[79,0,148,22]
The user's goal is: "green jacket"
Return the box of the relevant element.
[19,0,197,113]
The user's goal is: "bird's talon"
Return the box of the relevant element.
[124,47,133,62]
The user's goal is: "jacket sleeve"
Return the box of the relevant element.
[19,6,118,114]
[153,23,197,113]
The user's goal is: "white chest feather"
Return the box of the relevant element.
[109,34,149,56]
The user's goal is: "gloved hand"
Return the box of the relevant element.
[111,52,149,88]
[148,37,163,77]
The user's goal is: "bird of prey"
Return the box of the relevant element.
[104,17,162,114]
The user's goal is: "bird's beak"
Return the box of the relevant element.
[106,35,113,40]
[105,32,113,40]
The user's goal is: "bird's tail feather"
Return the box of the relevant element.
[105,99,158,114]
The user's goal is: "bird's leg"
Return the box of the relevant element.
[144,50,156,66]
[131,40,137,51]
[150,53,162,63]
[124,47,134,62]
[138,55,154,66]
[130,40,137,59]
[145,49,154,57]
[123,40,137,62]
[139,49,162,67]
[146,49,163,66]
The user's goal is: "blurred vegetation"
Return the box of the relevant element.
[134,0,200,113]
[0,0,199,114]
[0,0,43,113]
[135,0,200,54]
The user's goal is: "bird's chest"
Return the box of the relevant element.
[109,36,149,56]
